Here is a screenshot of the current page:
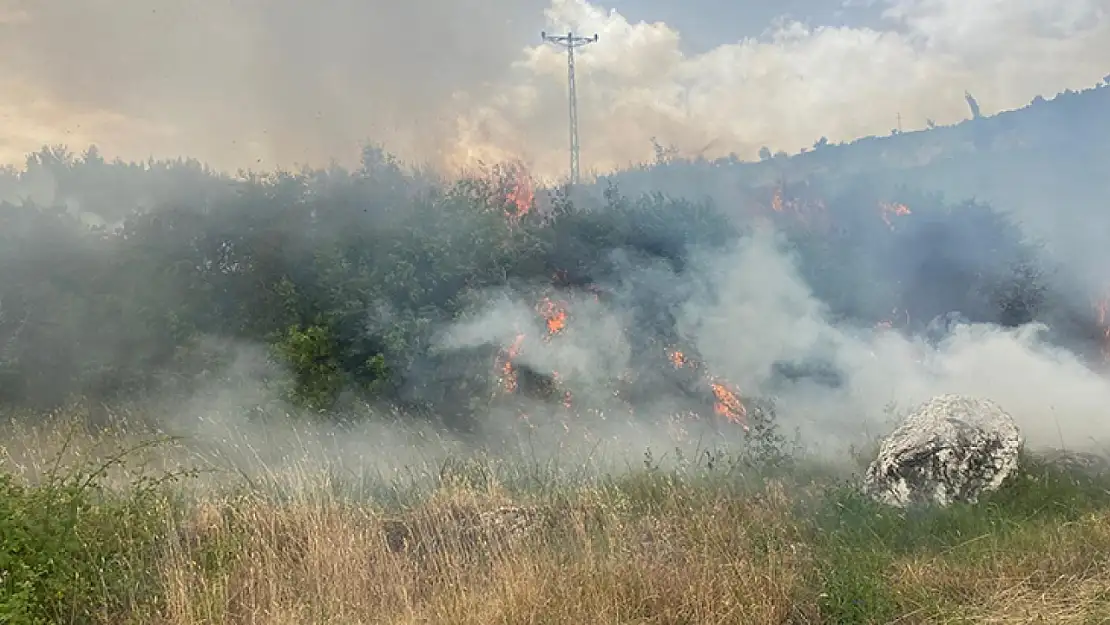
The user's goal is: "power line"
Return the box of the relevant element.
[542,31,598,185]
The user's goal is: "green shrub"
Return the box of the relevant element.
[0,442,182,625]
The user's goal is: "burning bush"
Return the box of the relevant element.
[0,143,1102,433]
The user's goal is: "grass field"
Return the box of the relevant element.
[3,410,1110,625]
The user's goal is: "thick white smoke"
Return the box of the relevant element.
[0,0,1106,178]
[476,0,1110,177]
[437,225,1110,458]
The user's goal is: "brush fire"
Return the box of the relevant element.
[487,166,1110,441]
[490,163,754,432]
[500,160,534,223]
[492,309,750,431]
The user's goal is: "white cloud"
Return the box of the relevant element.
[451,0,1110,178]
[0,0,1106,178]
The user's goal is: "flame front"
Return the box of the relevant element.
[495,298,749,432]
[538,297,567,337]
[710,380,748,425]
[666,347,748,429]
[874,307,910,330]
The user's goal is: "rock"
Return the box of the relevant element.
[1033,448,1110,477]
[863,394,1023,507]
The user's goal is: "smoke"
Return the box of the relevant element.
[431,222,1110,459]
[684,227,1110,452]
[2,0,1109,479]
[495,0,1110,176]
[1,0,1106,178]
[0,0,548,169]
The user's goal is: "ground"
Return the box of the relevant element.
[3,414,1110,625]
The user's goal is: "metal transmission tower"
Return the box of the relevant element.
[542,31,598,185]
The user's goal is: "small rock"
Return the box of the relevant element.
[1034,448,1110,477]
[863,394,1023,507]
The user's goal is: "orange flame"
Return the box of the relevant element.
[764,183,829,232]
[498,333,526,393]
[666,347,748,429]
[551,371,574,410]
[538,297,567,337]
[496,295,569,399]
[771,186,784,212]
[880,201,911,229]
[710,380,748,427]
[504,163,534,221]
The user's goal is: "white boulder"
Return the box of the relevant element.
[864,394,1023,507]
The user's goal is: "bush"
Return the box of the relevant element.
[0,143,1090,426]
[0,441,182,624]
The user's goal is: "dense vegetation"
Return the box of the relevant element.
[3,80,1110,624]
[0,134,1104,429]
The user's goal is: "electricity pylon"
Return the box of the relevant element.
[541,31,598,185]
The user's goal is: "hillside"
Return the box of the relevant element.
[3,76,1110,625]
[601,82,1110,294]
[606,81,1110,196]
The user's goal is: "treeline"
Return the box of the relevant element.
[0,145,1099,427]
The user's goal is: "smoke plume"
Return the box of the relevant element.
[433,223,1110,458]
[1,0,1106,177]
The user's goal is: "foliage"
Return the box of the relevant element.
[0,141,1087,426]
[0,438,183,625]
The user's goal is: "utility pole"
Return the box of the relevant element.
[542,31,598,185]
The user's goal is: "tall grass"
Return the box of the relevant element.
[3,412,1110,624]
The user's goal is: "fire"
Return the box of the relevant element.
[494,296,569,397]
[880,201,911,229]
[763,182,829,232]
[538,297,567,337]
[503,163,534,221]
[497,333,526,393]
[495,300,750,432]
[710,380,748,426]
[771,186,784,212]
[666,346,748,429]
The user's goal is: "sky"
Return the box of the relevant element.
[603,0,890,50]
[0,0,1106,179]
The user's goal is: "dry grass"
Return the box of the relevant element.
[158,479,815,625]
[5,413,1110,624]
[889,512,1110,623]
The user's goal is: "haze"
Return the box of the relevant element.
[0,0,1106,178]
